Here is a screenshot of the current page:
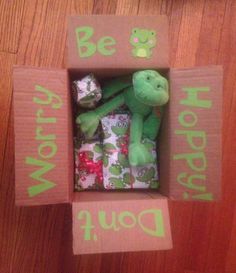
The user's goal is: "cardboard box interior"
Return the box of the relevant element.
[69,67,170,202]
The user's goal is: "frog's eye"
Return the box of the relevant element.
[132,28,138,34]
[151,31,156,36]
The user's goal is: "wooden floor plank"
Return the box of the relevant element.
[93,0,117,14]
[0,0,25,53]
[0,52,16,179]
[138,0,162,15]
[116,0,139,15]
[226,204,236,272]
[174,0,205,67]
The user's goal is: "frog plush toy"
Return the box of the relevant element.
[130,28,157,58]
[77,70,169,166]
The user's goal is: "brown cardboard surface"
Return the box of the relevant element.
[159,66,222,201]
[67,15,169,70]
[13,66,73,205]
[73,191,166,202]
[72,196,172,254]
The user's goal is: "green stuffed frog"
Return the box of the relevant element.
[77,70,169,166]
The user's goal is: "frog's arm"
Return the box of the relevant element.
[95,93,125,118]
[102,75,132,99]
[130,113,143,143]
[143,107,163,140]
[77,93,125,139]
[129,113,155,166]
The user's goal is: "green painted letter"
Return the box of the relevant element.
[175,130,206,150]
[76,26,96,58]
[97,36,116,56]
[38,141,57,159]
[178,110,197,128]
[173,152,207,172]
[177,172,206,192]
[138,209,165,237]
[181,87,212,108]
[25,157,56,197]
[118,211,136,228]
[34,85,62,109]
[98,211,119,231]
[36,126,56,141]
[78,210,95,240]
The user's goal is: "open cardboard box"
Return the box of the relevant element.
[13,15,222,254]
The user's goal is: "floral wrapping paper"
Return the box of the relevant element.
[101,114,159,189]
[73,74,102,109]
[74,141,104,190]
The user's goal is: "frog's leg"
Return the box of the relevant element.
[77,93,125,138]
[102,75,132,100]
[128,113,155,166]
[143,109,162,140]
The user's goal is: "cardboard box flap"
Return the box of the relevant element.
[72,193,172,254]
[159,66,222,201]
[13,66,73,206]
[67,15,169,70]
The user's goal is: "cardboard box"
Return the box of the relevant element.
[13,15,222,254]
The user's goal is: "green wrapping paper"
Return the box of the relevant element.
[101,114,159,189]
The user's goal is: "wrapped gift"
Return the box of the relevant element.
[73,74,102,108]
[74,141,104,190]
[101,114,159,189]
[131,138,159,189]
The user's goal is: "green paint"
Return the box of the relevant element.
[78,210,95,240]
[178,110,197,128]
[183,191,213,201]
[97,36,116,56]
[75,26,96,58]
[118,211,137,228]
[75,26,116,58]
[177,172,206,192]
[173,152,207,172]
[181,87,212,108]
[98,211,120,231]
[175,130,206,150]
[175,86,214,201]
[36,126,56,141]
[130,28,157,59]
[138,209,165,237]
[77,208,165,242]
[25,84,63,198]
[38,141,57,159]
[36,109,56,124]
[25,157,56,197]
[34,85,63,109]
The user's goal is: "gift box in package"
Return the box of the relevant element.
[101,114,159,189]
[74,141,103,190]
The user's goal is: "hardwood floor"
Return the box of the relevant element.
[0,0,236,272]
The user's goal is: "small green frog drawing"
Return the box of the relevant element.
[130,28,157,58]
